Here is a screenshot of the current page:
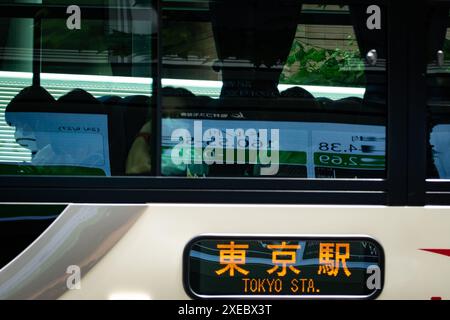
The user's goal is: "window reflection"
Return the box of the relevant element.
[0,0,388,179]
[5,87,110,175]
[160,1,387,178]
[0,1,154,176]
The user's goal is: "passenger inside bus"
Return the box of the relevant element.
[3,87,111,176]
[5,86,55,158]
[0,1,392,179]
[145,1,387,178]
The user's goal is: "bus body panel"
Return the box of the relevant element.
[2,204,447,300]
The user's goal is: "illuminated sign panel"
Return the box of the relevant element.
[184,236,384,299]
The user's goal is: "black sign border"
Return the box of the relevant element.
[183,234,385,300]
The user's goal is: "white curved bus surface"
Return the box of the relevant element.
[0,204,448,300]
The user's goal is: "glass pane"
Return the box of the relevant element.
[0,0,156,176]
[426,2,450,179]
[160,1,387,178]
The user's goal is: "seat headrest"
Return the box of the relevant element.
[56,89,106,114]
[122,95,152,107]
[280,86,315,99]
[98,95,123,105]
[162,86,196,97]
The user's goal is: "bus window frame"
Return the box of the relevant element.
[0,0,415,206]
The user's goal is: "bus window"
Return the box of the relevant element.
[160,1,387,179]
[0,0,155,177]
[427,4,450,179]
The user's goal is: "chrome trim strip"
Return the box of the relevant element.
[0,204,146,299]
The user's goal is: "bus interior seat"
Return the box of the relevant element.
[316,97,334,109]
[57,89,106,114]
[280,86,315,99]
[279,86,321,110]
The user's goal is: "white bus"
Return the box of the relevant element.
[0,0,449,300]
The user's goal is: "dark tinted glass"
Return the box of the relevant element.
[0,0,155,176]
[161,1,387,179]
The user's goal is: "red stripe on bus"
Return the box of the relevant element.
[420,249,450,257]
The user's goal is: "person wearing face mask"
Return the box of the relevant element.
[2,86,107,176]
[2,86,54,174]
